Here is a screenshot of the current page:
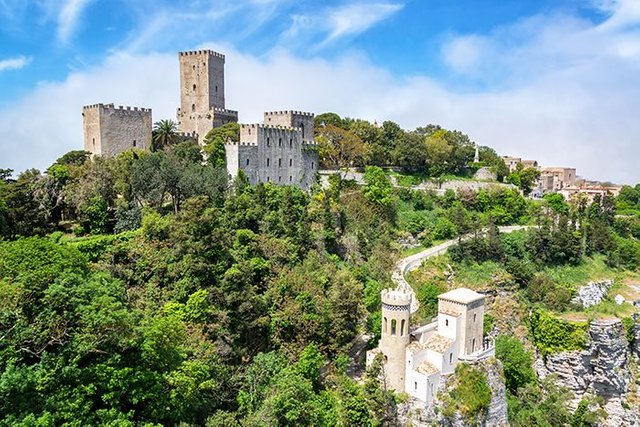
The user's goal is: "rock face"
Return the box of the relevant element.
[572,280,614,308]
[536,318,639,426]
[409,358,508,427]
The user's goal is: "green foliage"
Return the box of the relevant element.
[204,122,240,167]
[507,377,572,427]
[495,335,536,394]
[529,309,589,356]
[363,166,394,207]
[442,363,492,421]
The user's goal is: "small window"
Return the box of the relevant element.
[267,137,270,147]
[132,140,137,147]
[311,161,315,169]
[449,353,453,363]
[289,176,292,182]
[266,158,270,167]
[474,314,477,323]
[266,176,270,182]
[445,319,449,327]
[401,319,405,336]
[278,158,282,167]
[278,138,282,147]
[278,176,281,182]
[391,319,397,336]
[289,158,292,166]
[384,317,387,333]
[215,85,218,93]
[92,137,95,147]
[193,84,196,91]
[246,158,250,166]
[414,382,418,391]
[289,138,293,147]
[203,62,205,66]
[191,104,195,112]
[192,65,195,70]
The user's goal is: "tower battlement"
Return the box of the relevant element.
[179,50,225,60]
[264,110,314,118]
[381,289,412,307]
[82,103,151,113]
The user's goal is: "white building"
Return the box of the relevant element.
[366,287,494,405]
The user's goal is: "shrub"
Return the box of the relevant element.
[495,335,536,394]
[529,309,589,356]
[443,363,492,420]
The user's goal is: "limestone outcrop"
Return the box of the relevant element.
[409,358,508,427]
[572,280,614,308]
[535,318,639,426]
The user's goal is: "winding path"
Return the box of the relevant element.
[394,225,530,313]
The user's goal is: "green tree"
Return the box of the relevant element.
[204,122,240,168]
[363,166,393,207]
[152,119,180,151]
[495,335,536,394]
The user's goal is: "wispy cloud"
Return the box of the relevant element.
[0,55,31,72]
[283,2,404,48]
[57,0,93,44]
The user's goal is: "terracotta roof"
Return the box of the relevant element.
[407,341,427,354]
[415,360,439,375]
[425,334,453,353]
[439,287,484,305]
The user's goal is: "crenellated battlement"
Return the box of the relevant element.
[241,123,303,132]
[225,140,259,146]
[211,107,238,115]
[179,49,225,60]
[83,103,151,113]
[381,289,412,307]
[264,110,314,117]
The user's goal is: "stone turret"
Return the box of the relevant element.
[380,288,412,391]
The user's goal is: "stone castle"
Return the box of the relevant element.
[82,49,317,191]
[366,287,494,405]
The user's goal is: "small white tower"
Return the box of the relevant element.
[379,288,412,391]
[474,143,480,163]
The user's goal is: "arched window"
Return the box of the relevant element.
[246,158,250,166]
[401,319,405,336]
[391,319,397,336]
[193,84,196,91]
[384,317,387,333]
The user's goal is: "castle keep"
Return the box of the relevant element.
[82,49,318,190]
[82,103,152,157]
[225,111,318,191]
[176,50,238,142]
[367,287,494,406]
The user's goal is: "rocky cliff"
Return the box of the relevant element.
[535,318,640,426]
[403,358,508,426]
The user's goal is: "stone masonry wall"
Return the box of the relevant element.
[83,104,152,157]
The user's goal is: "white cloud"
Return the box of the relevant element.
[282,2,404,48]
[0,55,31,71]
[1,4,640,184]
[57,0,93,43]
[441,35,489,74]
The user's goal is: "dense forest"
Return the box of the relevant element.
[1,114,639,425]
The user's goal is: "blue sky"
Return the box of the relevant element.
[1,0,639,183]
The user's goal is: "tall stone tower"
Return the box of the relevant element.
[437,288,485,356]
[379,288,411,391]
[82,103,152,157]
[177,50,238,144]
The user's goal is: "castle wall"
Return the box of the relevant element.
[82,104,152,157]
[228,125,317,191]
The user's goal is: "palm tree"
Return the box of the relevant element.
[152,119,179,151]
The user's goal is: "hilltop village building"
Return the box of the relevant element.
[366,287,494,405]
[81,49,317,190]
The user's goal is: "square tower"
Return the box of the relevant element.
[82,103,152,157]
[264,111,315,142]
[177,50,238,144]
[437,288,485,356]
